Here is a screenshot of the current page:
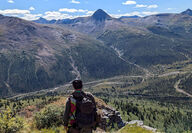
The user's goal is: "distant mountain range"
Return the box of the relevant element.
[34,8,192,24]
[0,9,192,96]
[119,15,140,19]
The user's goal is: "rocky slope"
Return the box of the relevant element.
[96,98,158,133]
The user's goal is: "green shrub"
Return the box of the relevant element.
[0,107,24,133]
[33,126,66,133]
[34,105,64,129]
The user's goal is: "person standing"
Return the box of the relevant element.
[63,80,98,133]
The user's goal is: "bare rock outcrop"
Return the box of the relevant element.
[95,98,125,131]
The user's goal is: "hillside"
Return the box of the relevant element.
[0,94,158,133]
[0,14,142,97]
[1,83,192,133]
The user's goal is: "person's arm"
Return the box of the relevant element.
[63,98,71,127]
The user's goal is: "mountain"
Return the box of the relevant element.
[33,9,126,35]
[181,8,192,16]
[119,15,140,19]
[50,9,192,67]
[33,17,53,24]
[98,14,192,66]
[33,9,112,25]
[46,9,192,66]
[55,10,130,36]
[34,17,78,25]
[0,14,141,97]
[91,9,112,21]
[2,9,192,96]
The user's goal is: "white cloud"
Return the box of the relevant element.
[21,13,42,20]
[122,1,136,5]
[29,6,35,11]
[111,11,158,18]
[136,4,148,8]
[78,9,88,13]
[111,11,141,18]
[8,0,14,3]
[43,11,73,20]
[0,9,43,21]
[59,8,88,13]
[70,0,80,4]
[0,9,30,15]
[142,11,158,15]
[59,8,78,13]
[59,8,94,16]
[86,11,94,15]
[167,8,175,10]
[147,5,158,9]
[42,9,96,20]
[136,4,158,9]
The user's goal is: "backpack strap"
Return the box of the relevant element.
[68,95,77,127]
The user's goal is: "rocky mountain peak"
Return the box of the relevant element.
[91,9,111,21]
[181,8,192,16]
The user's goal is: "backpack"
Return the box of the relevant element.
[70,93,97,128]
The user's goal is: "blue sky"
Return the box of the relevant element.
[0,0,192,20]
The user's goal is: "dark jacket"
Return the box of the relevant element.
[63,91,96,127]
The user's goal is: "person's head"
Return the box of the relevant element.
[72,80,83,90]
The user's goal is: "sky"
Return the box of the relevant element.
[0,0,192,20]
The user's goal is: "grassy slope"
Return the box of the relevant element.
[118,124,154,133]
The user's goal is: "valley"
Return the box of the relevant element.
[2,63,192,132]
[1,9,192,97]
